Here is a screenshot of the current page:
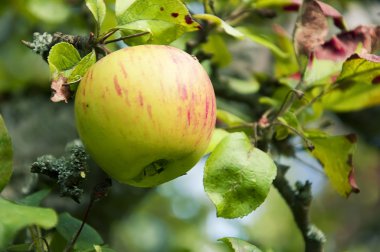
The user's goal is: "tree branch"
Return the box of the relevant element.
[273,165,326,252]
[22,32,95,61]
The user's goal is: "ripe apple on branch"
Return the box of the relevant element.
[75,45,216,187]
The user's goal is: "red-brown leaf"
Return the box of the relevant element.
[51,76,70,103]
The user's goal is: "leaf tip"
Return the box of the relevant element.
[345,133,357,144]
[348,169,360,196]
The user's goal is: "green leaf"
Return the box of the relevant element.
[204,133,277,218]
[216,109,247,127]
[193,14,244,38]
[85,0,106,27]
[48,42,81,75]
[254,0,298,9]
[93,245,117,252]
[202,33,232,67]
[17,189,51,207]
[307,133,360,197]
[219,237,263,252]
[115,0,200,45]
[5,243,33,252]
[48,45,96,102]
[69,51,97,83]
[228,77,260,95]
[205,128,230,154]
[322,54,380,111]
[276,111,301,140]
[304,58,342,86]
[272,25,299,78]
[0,115,12,192]
[26,0,70,24]
[48,46,96,83]
[0,197,58,248]
[238,27,288,59]
[56,212,103,250]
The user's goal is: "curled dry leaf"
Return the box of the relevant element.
[51,75,70,103]
[294,0,345,57]
[315,26,380,61]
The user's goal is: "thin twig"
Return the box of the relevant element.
[272,122,314,150]
[29,226,44,252]
[64,198,95,252]
[295,83,337,115]
[98,28,120,43]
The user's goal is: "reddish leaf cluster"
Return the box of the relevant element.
[293,0,379,62]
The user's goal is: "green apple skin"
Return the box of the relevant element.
[75,45,216,187]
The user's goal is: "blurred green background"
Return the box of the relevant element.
[1,0,380,251]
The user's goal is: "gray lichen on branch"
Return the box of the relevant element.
[22,32,93,61]
[31,140,88,203]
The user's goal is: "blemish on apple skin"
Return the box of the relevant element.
[187,110,191,126]
[209,96,216,127]
[185,15,193,24]
[177,107,182,118]
[123,88,131,106]
[147,105,153,118]
[82,102,88,112]
[181,85,188,100]
[113,76,122,96]
[160,7,164,11]
[205,97,209,119]
[119,61,128,79]
[138,91,144,106]
[171,13,179,18]
[89,69,94,80]
[82,87,86,96]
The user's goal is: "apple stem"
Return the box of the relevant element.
[98,28,120,44]
[104,31,150,44]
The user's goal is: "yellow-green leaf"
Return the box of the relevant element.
[216,109,247,127]
[85,0,106,26]
[322,54,380,111]
[202,33,232,67]
[0,116,12,192]
[219,237,263,252]
[307,133,360,197]
[115,0,200,45]
[193,13,244,38]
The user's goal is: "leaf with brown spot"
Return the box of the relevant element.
[306,132,359,197]
[115,0,200,45]
[51,76,70,103]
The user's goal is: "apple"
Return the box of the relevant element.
[75,45,216,187]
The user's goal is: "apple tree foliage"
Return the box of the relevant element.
[0,0,379,251]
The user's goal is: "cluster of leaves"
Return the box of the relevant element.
[1,0,379,251]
